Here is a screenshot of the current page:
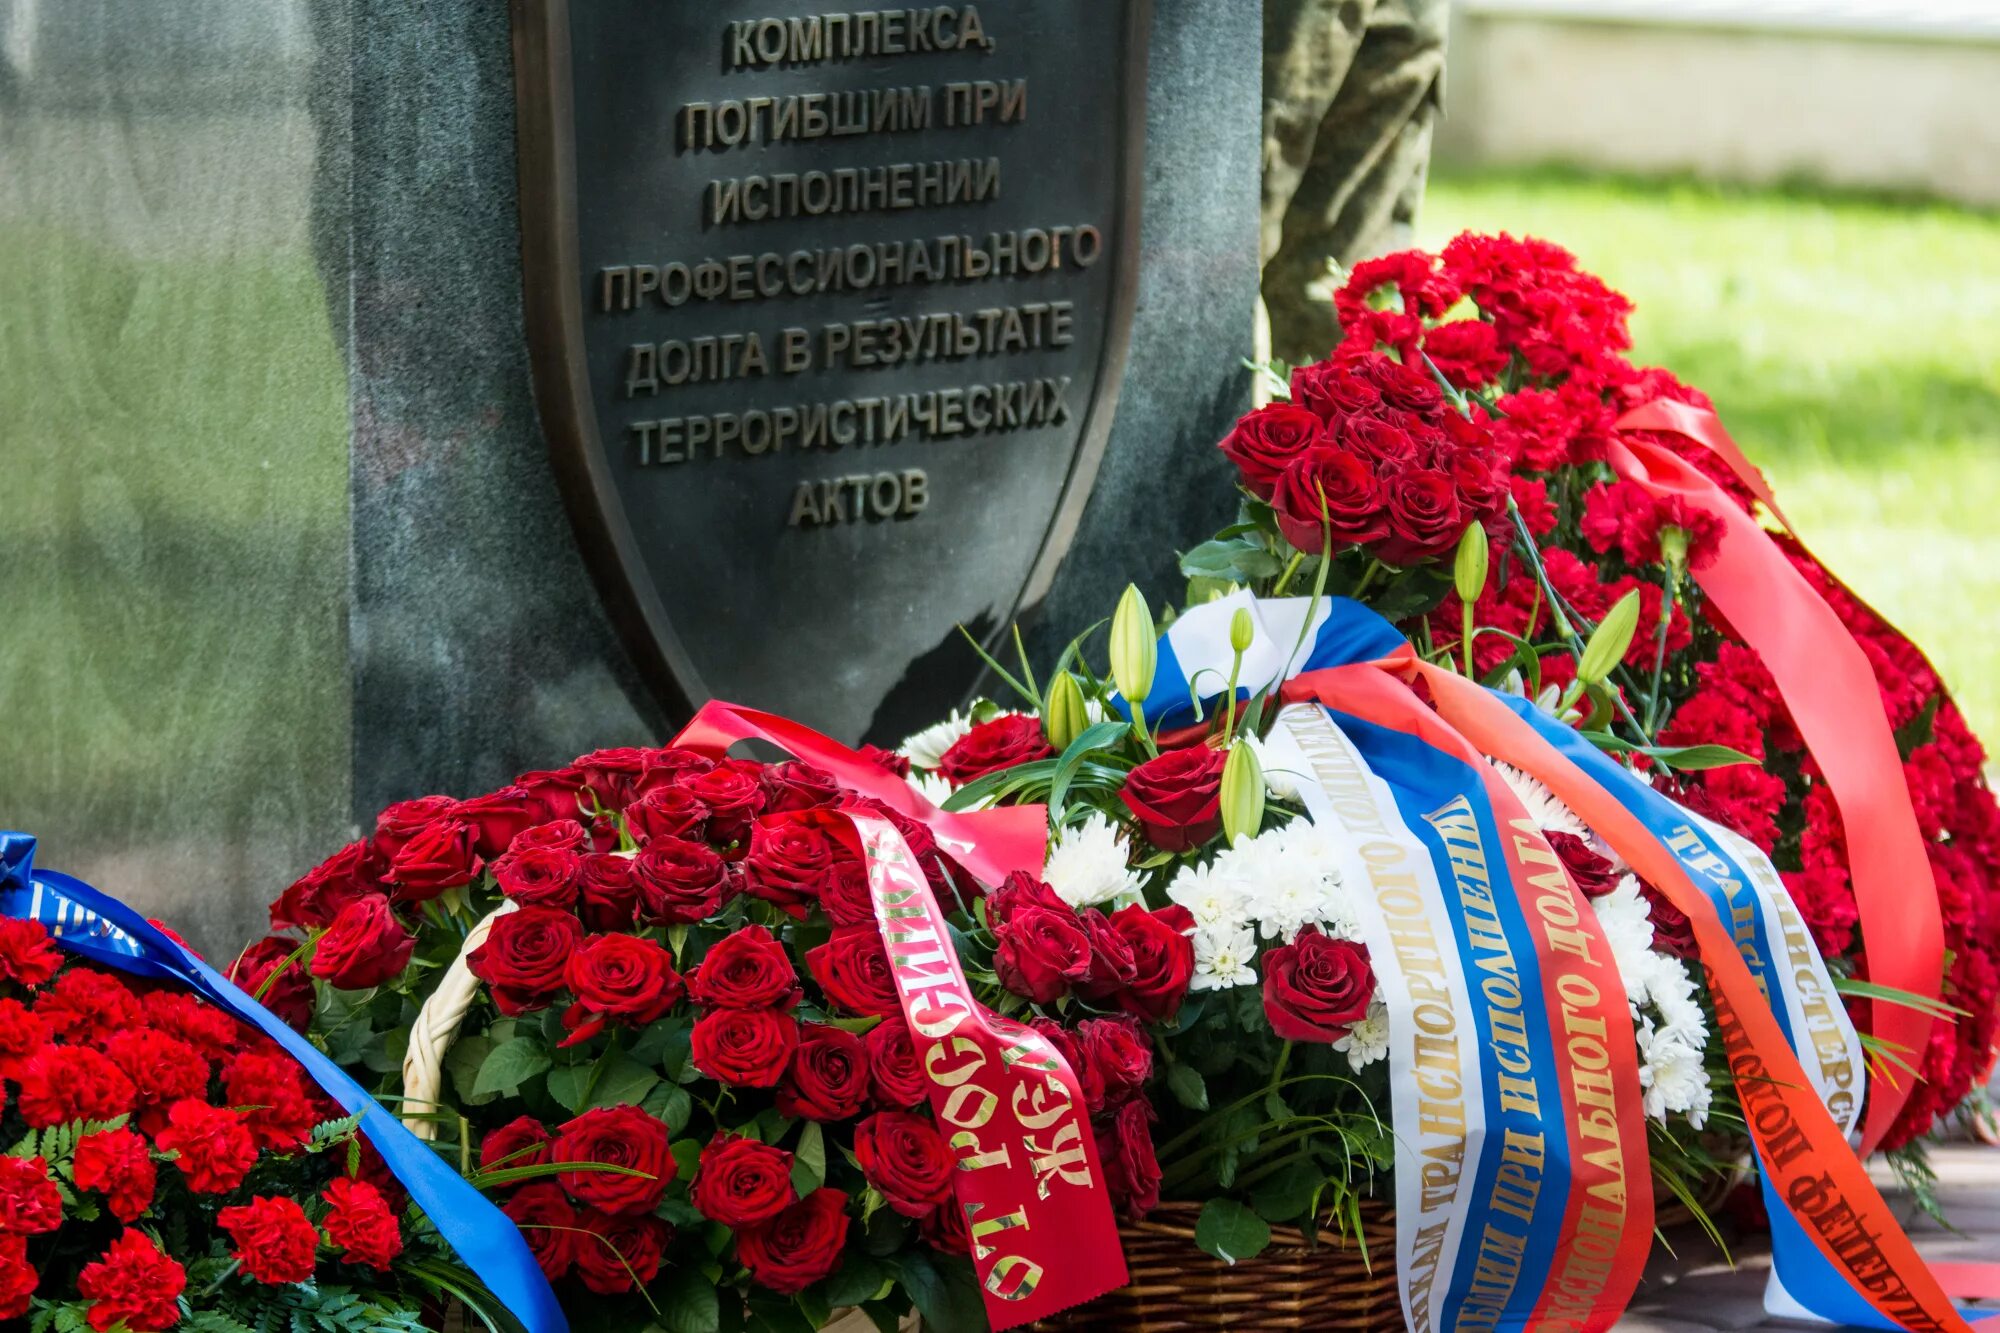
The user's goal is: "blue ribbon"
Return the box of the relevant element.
[0,832,568,1333]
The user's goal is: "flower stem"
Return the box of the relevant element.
[1272,549,1306,598]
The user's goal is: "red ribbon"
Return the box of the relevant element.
[672,702,1128,1328]
[1608,406,1943,1153]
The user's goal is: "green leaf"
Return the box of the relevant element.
[1580,733,1758,771]
[644,1082,693,1135]
[587,1053,663,1111]
[545,1064,592,1115]
[654,1266,722,1333]
[940,757,1060,812]
[1165,1063,1209,1112]
[792,1121,826,1195]
[472,1036,552,1098]
[445,1033,498,1107]
[1046,719,1132,824]
[1251,1168,1321,1224]
[889,1249,986,1333]
[1194,1198,1271,1264]
[821,1255,892,1308]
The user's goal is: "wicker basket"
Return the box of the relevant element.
[1031,1200,1401,1332]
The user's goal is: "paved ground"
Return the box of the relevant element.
[1624,1144,2000,1330]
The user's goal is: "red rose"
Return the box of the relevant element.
[626,785,710,843]
[494,844,584,908]
[1220,403,1326,498]
[74,1128,156,1222]
[1373,465,1466,566]
[736,1188,851,1294]
[467,906,583,1015]
[1076,908,1139,1002]
[690,1133,795,1227]
[1290,358,1383,419]
[503,1182,581,1280]
[155,1099,258,1194]
[865,1019,927,1108]
[511,818,588,853]
[691,1008,799,1087]
[806,926,902,1018]
[553,1104,675,1216]
[762,760,842,812]
[633,746,716,795]
[373,794,456,858]
[1261,926,1374,1040]
[1271,447,1389,553]
[1546,832,1618,899]
[818,858,874,928]
[311,894,415,990]
[994,905,1092,1004]
[778,1024,871,1122]
[563,934,684,1042]
[1099,1098,1160,1219]
[575,747,654,805]
[577,852,642,930]
[859,745,911,779]
[575,1209,672,1294]
[16,1046,135,1127]
[1110,904,1195,1022]
[517,767,588,824]
[937,714,1053,786]
[218,1196,319,1285]
[741,816,837,918]
[104,1029,207,1112]
[1120,745,1226,852]
[853,1111,953,1218]
[984,871,1067,929]
[270,840,384,930]
[690,925,799,1010]
[680,764,768,846]
[0,919,60,988]
[387,818,483,900]
[0,1235,31,1318]
[228,936,314,1031]
[921,1200,970,1255]
[479,1116,552,1182]
[0,1157,61,1235]
[452,786,540,857]
[632,837,729,924]
[77,1231,185,1333]
[1079,1015,1152,1114]
[1640,880,1700,960]
[223,1047,317,1151]
[323,1177,404,1270]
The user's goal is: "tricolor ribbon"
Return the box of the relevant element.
[1130,592,1995,1331]
[672,703,1129,1329]
[0,831,571,1333]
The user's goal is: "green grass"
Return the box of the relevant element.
[1422,168,2000,741]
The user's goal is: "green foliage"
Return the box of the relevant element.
[1194,1198,1271,1264]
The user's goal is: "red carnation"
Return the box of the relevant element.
[16,1045,135,1128]
[141,991,239,1061]
[1120,744,1226,852]
[155,1098,259,1194]
[690,1008,799,1088]
[77,1230,186,1332]
[0,1234,33,1319]
[736,1188,851,1294]
[218,1195,320,1285]
[0,1001,47,1079]
[33,966,144,1041]
[467,905,583,1015]
[937,714,1052,785]
[853,1111,954,1218]
[105,1029,208,1113]
[690,925,799,1010]
[0,1156,62,1235]
[552,1104,676,1216]
[323,1176,404,1270]
[575,1210,672,1294]
[777,1024,871,1122]
[690,1133,795,1227]
[479,1115,552,1182]
[74,1128,156,1223]
[806,926,902,1018]
[310,893,416,990]
[502,1183,581,1280]
[0,919,61,988]
[228,936,314,1031]
[223,1046,319,1150]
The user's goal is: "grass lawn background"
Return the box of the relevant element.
[1423,168,2000,744]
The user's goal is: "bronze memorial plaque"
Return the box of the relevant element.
[515,0,1148,742]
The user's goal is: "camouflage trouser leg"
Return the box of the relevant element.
[1262,0,1448,368]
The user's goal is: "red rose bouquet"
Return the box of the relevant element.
[0,915,484,1332]
[251,738,1186,1332]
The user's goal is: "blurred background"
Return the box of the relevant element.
[1422,0,2000,740]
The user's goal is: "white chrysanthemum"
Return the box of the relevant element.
[1246,731,1306,803]
[1191,924,1259,991]
[1334,999,1391,1071]
[1492,763,1590,838]
[1220,820,1359,942]
[1599,875,1713,1127]
[1044,811,1144,910]
[1593,876,1658,1006]
[1166,861,1249,931]
[1637,1020,1712,1130]
[906,769,957,808]
[899,709,973,769]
